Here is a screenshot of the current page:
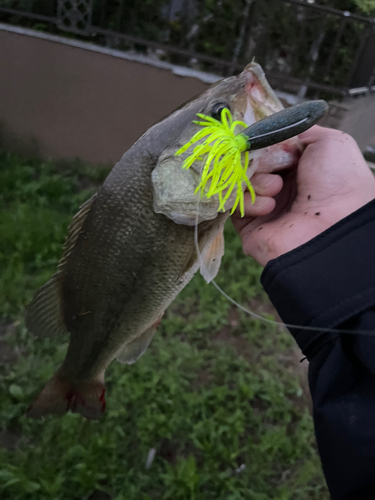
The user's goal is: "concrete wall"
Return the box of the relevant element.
[1,24,374,165]
[0,25,209,164]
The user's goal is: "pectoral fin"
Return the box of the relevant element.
[199,228,225,283]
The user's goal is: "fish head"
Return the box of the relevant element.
[152,62,302,224]
[237,62,302,174]
[187,62,301,169]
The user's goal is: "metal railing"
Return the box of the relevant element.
[1,0,375,98]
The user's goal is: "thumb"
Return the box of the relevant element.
[298,124,328,145]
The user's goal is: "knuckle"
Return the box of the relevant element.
[340,131,355,144]
[325,128,343,138]
[324,129,359,151]
[329,129,355,144]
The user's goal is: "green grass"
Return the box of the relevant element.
[0,152,328,500]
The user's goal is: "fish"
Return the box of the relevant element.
[25,62,301,419]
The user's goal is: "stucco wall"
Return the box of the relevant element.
[0,26,209,164]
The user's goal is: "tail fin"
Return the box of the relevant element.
[27,373,106,420]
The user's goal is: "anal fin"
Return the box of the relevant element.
[116,317,162,365]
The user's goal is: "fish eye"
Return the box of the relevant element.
[211,102,229,121]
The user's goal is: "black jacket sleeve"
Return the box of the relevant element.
[261,199,375,500]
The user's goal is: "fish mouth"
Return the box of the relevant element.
[241,62,285,127]
[240,63,302,172]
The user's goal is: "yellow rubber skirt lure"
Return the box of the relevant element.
[176,100,329,217]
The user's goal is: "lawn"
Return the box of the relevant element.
[0,152,328,500]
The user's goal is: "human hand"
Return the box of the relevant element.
[232,126,375,266]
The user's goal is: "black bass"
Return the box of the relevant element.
[26,63,300,419]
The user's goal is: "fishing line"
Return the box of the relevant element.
[183,102,372,339]
[193,198,375,338]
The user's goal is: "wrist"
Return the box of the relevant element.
[261,197,375,358]
[260,195,375,265]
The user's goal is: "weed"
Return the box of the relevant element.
[0,152,328,499]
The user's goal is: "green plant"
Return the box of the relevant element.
[0,153,328,499]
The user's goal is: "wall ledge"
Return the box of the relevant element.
[0,22,302,105]
[0,22,222,84]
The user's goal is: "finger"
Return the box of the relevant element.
[298,125,326,144]
[298,124,345,145]
[252,173,283,197]
[241,192,276,218]
[231,211,253,234]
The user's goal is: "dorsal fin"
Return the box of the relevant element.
[25,274,68,337]
[26,194,97,338]
[57,193,97,272]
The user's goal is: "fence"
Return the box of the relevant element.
[0,0,375,98]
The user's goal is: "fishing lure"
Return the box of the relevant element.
[176,100,329,217]
[176,109,253,216]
